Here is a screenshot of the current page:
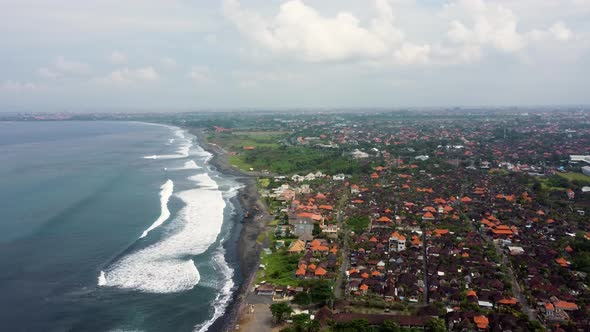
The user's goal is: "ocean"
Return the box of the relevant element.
[0,121,243,332]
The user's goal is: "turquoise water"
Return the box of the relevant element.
[0,121,242,331]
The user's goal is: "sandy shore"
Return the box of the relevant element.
[189,128,272,331]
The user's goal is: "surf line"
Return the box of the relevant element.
[140,179,174,239]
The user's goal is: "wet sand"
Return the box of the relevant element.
[189,128,272,331]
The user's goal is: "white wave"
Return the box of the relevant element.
[99,173,226,293]
[98,270,107,286]
[180,160,201,170]
[193,246,235,332]
[139,180,174,239]
[143,129,193,160]
[188,173,219,189]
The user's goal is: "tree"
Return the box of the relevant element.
[428,318,447,332]
[291,314,321,332]
[380,320,401,332]
[270,302,293,323]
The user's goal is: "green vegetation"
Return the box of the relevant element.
[210,131,287,150]
[292,280,334,305]
[256,249,302,286]
[572,235,590,273]
[270,302,293,323]
[346,216,370,233]
[557,172,590,183]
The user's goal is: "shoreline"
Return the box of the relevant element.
[189,127,271,332]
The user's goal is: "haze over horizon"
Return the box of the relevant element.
[1,0,590,111]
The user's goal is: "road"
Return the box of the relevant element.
[334,192,350,299]
[480,229,538,323]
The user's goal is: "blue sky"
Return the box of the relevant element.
[1,0,589,111]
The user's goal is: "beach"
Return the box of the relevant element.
[190,128,272,331]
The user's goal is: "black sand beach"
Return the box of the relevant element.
[190,128,272,331]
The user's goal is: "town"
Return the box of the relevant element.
[195,109,590,332]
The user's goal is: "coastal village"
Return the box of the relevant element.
[198,109,590,332]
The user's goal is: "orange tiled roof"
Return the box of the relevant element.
[555,301,578,310]
[315,267,327,276]
[555,257,569,267]
[473,316,489,329]
[498,298,518,305]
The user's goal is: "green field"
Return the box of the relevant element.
[557,172,590,182]
[256,249,302,286]
[209,131,287,150]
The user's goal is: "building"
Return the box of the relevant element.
[292,219,314,237]
[582,166,590,176]
[389,231,407,252]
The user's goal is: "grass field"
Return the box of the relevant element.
[557,172,590,182]
[256,249,302,286]
[210,131,288,150]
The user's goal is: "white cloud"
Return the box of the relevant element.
[442,0,525,53]
[55,56,91,74]
[188,66,212,84]
[223,0,405,62]
[393,43,431,65]
[161,57,177,69]
[38,67,62,79]
[224,0,583,67]
[549,22,572,41]
[0,80,37,92]
[100,66,159,85]
[233,70,302,88]
[108,51,127,64]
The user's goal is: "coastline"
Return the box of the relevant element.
[189,127,271,331]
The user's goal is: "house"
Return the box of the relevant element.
[582,166,590,176]
[288,240,306,253]
[304,173,316,181]
[389,231,407,252]
[291,219,314,237]
[256,284,275,296]
[333,174,346,181]
[351,149,369,159]
[291,174,305,182]
[473,315,489,330]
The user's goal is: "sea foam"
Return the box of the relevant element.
[193,246,235,332]
[139,180,174,239]
[99,173,226,293]
[143,130,192,160]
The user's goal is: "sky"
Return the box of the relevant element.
[1,0,589,111]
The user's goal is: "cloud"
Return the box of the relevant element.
[161,57,177,69]
[233,70,302,88]
[224,0,582,67]
[549,22,572,41]
[100,66,159,85]
[108,51,127,64]
[38,67,62,79]
[188,66,212,84]
[442,0,525,53]
[223,0,404,62]
[54,56,91,74]
[0,80,37,93]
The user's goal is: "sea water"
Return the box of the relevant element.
[0,121,242,331]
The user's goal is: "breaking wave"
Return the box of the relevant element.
[144,130,192,160]
[193,246,235,332]
[98,173,226,293]
[139,180,174,239]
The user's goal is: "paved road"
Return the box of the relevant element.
[479,228,538,323]
[334,193,350,299]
